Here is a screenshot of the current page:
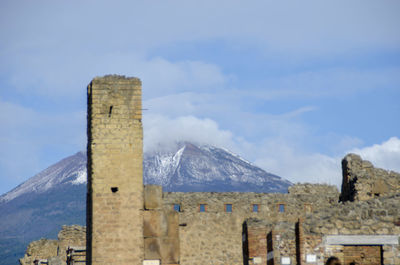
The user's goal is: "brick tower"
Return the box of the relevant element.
[86,75,144,264]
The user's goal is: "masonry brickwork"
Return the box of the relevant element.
[86,75,144,264]
[161,185,338,265]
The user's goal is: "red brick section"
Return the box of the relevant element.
[247,226,268,263]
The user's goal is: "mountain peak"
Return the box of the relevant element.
[1,142,291,203]
[144,142,291,192]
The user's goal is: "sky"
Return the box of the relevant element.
[0,0,399,195]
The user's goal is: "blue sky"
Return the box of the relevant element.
[1,0,399,194]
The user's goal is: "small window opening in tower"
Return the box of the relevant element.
[111,187,118,193]
[278,204,285,212]
[108,106,113,117]
[225,204,233,212]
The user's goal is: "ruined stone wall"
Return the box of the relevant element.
[87,75,144,264]
[162,184,339,265]
[57,225,86,262]
[300,194,400,264]
[270,222,297,265]
[340,153,400,202]
[245,193,400,265]
[19,239,58,265]
[288,183,339,195]
[244,155,400,265]
[19,225,86,265]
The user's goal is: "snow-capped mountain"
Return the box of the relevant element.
[1,142,290,204]
[0,142,291,265]
[144,142,291,192]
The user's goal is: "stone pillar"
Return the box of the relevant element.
[87,75,144,264]
[143,185,180,264]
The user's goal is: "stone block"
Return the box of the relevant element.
[144,238,161,260]
[48,256,63,265]
[144,211,163,237]
[160,237,180,264]
[165,210,179,238]
[372,180,389,195]
[144,185,163,210]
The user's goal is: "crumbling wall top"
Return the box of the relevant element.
[340,153,400,202]
[288,183,339,195]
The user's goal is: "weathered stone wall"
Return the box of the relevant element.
[58,225,86,262]
[288,183,338,195]
[340,153,400,202]
[243,156,400,265]
[270,222,297,265]
[162,184,339,265]
[301,193,400,265]
[19,225,86,265]
[245,220,298,265]
[19,239,58,265]
[245,192,400,265]
[86,75,144,264]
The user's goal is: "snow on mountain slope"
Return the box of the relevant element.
[144,145,185,186]
[1,142,292,203]
[0,152,86,203]
[145,142,291,192]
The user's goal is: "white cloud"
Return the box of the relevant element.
[251,138,342,186]
[143,114,235,153]
[142,110,345,186]
[349,137,400,173]
[253,136,400,188]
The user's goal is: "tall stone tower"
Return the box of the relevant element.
[86,75,144,264]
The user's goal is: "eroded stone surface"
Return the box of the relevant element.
[340,153,400,202]
[19,226,86,265]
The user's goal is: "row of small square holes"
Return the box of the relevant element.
[173,203,286,213]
